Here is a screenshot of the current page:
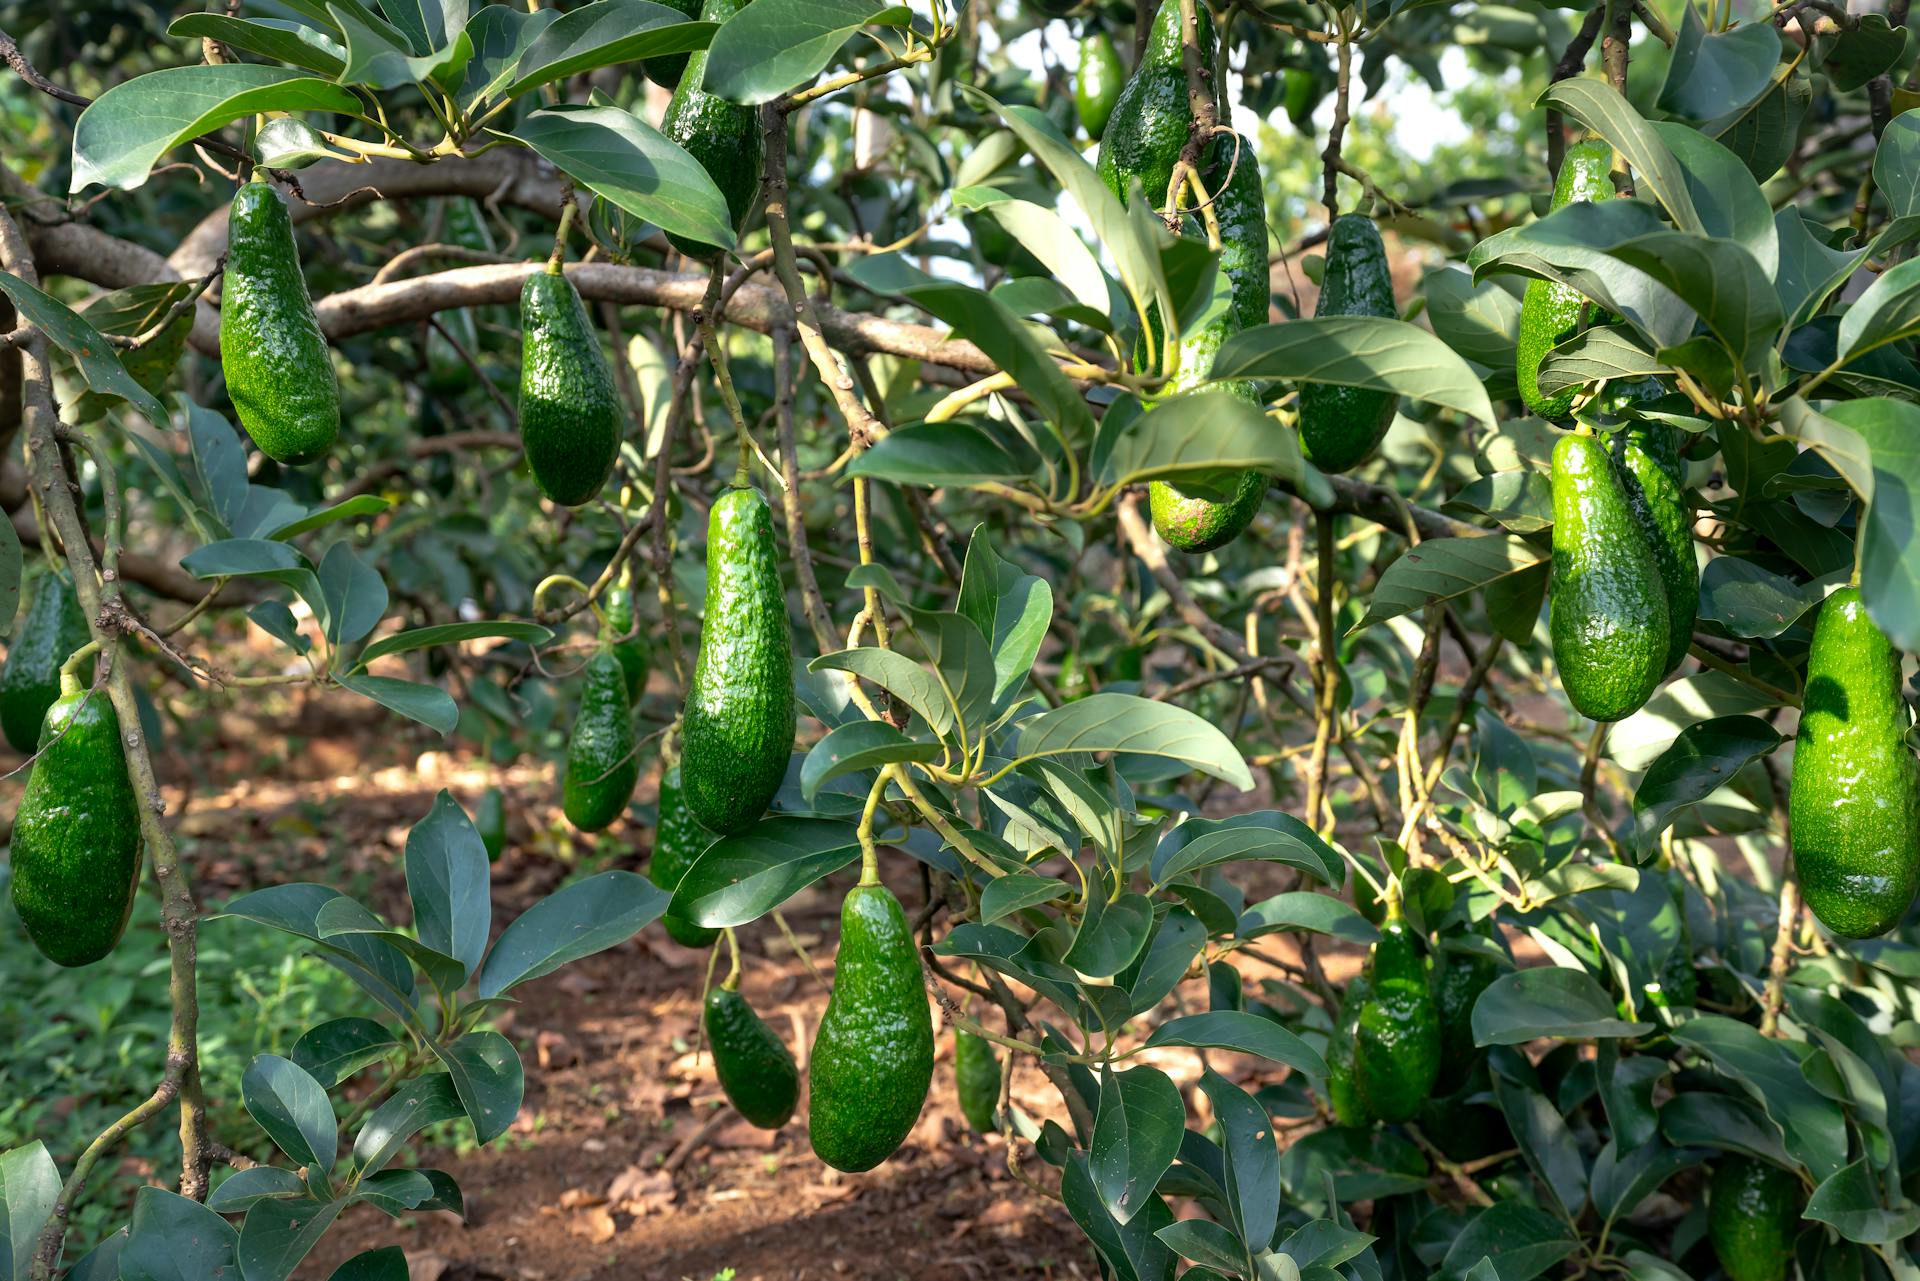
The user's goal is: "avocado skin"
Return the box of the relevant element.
[1549,432,1669,722]
[563,650,639,833]
[681,486,795,835]
[650,764,719,948]
[1095,0,1211,210]
[1618,423,1698,675]
[220,182,339,465]
[1,573,92,753]
[518,270,621,508]
[1074,30,1125,140]
[1707,1157,1800,1281]
[1326,975,1375,1127]
[809,884,934,1171]
[706,986,799,1129]
[1516,140,1614,420]
[1352,919,1440,1123]
[1433,942,1498,1093]
[1790,587,1920,939]
[475,786,507,863]
[1299,214,1399,472]
[601,581,651,704]
[11,686,142,967]
[640,0,701,86]
[662,0,762,260]
[954,1029,1002,1133]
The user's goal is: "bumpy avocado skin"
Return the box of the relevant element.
[706,986,799,1129]
[640,0,702,86]
[1791,588,1920,939]
[1326,975,1375,1127]
[1299,214,1399,472]
[563,651,639,833]
[517,270,621,508]
[1707,1157,1801,1281]
[1618,422,1698,675]
[220,182,339,465]
[809,884,935,1172]
[1516,140,1615,420]
[650,764,719,948]
[681,487,795,835]
[1075,30,1125,140]
[1549,432,1669,722]
[1,573,92,754]
[1433,942,1499,1093]
[954,1029,1002,1133]
[601,581,651,704]
[1353,919,1440,1123]
[1095,0,1212,210]
[11,686,142,967]
[661,0,762,260]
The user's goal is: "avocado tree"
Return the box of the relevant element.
[1,0,1920,1277]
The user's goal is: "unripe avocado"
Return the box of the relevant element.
[681,486,795,835]
[809,883,934,1171]
[953,1029,1002,1133]
[1433,940,1498,1093]
[601,581,651,704]
[1,572,93,754]
[475,785,508,863]
[661,0,762,260]
[1326,975,1374,1127]
[1095,0,1213,211]
[1707,1156,1801,1281]
[1549,431,1669,722]
[706,985,799,1129]
[1352,913,1439,1123]
[1299,214,1399,472]
[1790,587,1920,939]
[640,0,701,86]
[563,650,639,833]
[517,269,621,508]
[11,678,142,967]
[1516,140,1614,420]
[1074,30,1125,140]
[219,182,340,465]
[1618,422,1698,675]
[650,764,719,948]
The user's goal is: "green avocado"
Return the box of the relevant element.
[1433,938,1498,1093]
[518,269,621,507]
[1326,976,1375,1127]
[641,0,702,86]
[1074,29,1125,140]
[706,985,799,1129]
[661,0,762,260]
[809,883,935,1171]
[1282,67,1322,135]
[650,764,719,948]
[562,650,639,833]
[10,676,142,967]
[954,1029,1002,1133]
[681,486,795,835]
[1352,912,1440,1123]
[1618,422,1698,675]
[1707,1156,1801,1281]
[1516,140,1614,420]
[1,572,93,754]
[475,785,507,863]
[1549,431,1669,722]
[220,181,339,465]
[1790,587,1920,939]
[601,580,651,704]
[1299,214,1399,472]
[1095,0,1213,212]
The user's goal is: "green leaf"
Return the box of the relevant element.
[1673,1014,1847,1181]
[350,1073,466,1175]
[1822,398,1920,651]
[431,1030,523,1145]
[1014,693,1254,791]
[1238,892,1379,944]
[1774,208,1868,330]
[219,884,420,1021]
[355,620,552,668]
[900,609,997,739]
[1823,13,1910,92]
[1090,1066,1186,1225]
[478,870,668,997]
[1471,968,1653,1044]
[164,14,347,75]
[328,1247,411,1281]
[1092,390,1331,509]
[1154,1219,1244,1273]
[1061,1154,1177,1281]
[1705,65,1811,183]
[672,815,861,928]
[811,646,956,738]
[314,896,468,994]
[1062,891,1155,978]
[1696,556,1824,639]
[1468,201,1693,350]
[1631,715,1783,852]
[1420,265,1521,368]
[508,105,735,253]
[1537,78,1701,234]
[0,1142,58,1281]
[1143,1011,1327,1078]
[1591,1139,1697,1229]
[1211,316,1496,429]
[703,0,910,104]
[318,542,387,650]
[799,720,941,801]
[0,272,169,425]
[206,1166,308,1214]
[335,673,458,734]
[1805,1158,1920,1244]
[505,0,715,95]
[1602,233,1782,375]
[1837,257,1920,365]
[1439,1202,1576,1281]
[330,2,472,90]
[1649,121,1778,278]
[1658,1092,1793,1166]
[956,524,1053,702]
[241,1055,338,1174]
[266,494,393,541]
[1353,535,1548,633]
[957,187,1117,321]
[1197,1070,1281,1252]
[1493,1077,1588,1220]
[1876,110,1920,219]
[236,1195,343,1281]
[119,1188,239,1281]
[1656,7,1780,122]
[843,422,1035,488]
[404,790,492,981]
[1536,326,1665,398]
[1151,810,1343,889]
[979,873,1070,926]
[291,1017,399,1088]
[70,65,358,192]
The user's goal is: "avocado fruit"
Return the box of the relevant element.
[809,883,934,1171]
[563,650,639,833]
[661,0,762,260]
[706,985,799,1129]
[681,486,795,835]
[601,580,650,704]
[220,181,340,465]
[518,269,621,508]
[11,676,142,967]
[1351,911,1440,1123]
[1549,431,1669,722]
[1,572,93,754]
[1791,587,1920,939]
[1325,976,1375,1127]
[1074,29,1125,140]
[1516,140,1614,420]
[641,0,702,86]
[1433,938,1498,1093]
[650,764,719,948]
[1299,213,1399,472]
[475,785,507,863]
[1095,0,1212,211]
[954,1029,1002,1133]
[1707,1156,1801,1281]
[1617,422,1697,675]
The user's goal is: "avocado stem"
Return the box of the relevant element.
[58,640,100,696]
[856,766,892,887]
[546,185,576,275]
[721,927,742,992]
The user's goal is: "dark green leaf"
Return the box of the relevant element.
[1420,265,1521,368]
[1537,79,1700,233]
[1535,326,1665,398]
[672,816,861,928]
[1804,1158,1920,1244]
[164,14,347,75]
[1144,1011,1327,1078]
[291,1017,398,1088]
[1821,398,1920,651]
[404,790,492,981]
[327,1248,411,1281]
[1876,109,1920,218]
[1061,1153,1177,1281]
[1014,693,1253,790]
[1493,1077,1588,1219]
[432,1030,523,1145]
[843,422,1035,488]
[811,647,956,738]
[1590,1139,1697,1227]
[1151,811,1343,889]
[1090,1066,1186,1225]
[1354,536,1548,633]
[1696,557,1822,639]
[956,524,1053,702]
[237,1195,342,1281]
[1836,257,1920,365]
[1658,1092,1794,1166]
[1238,892,1379,944]
[800,721,941,801]
[206,1166,307,1214]
[509,105,735,252]
[1471,968,1653,1044]
[505,0,715,96]
[0,272,169,424]
[1656,7,1780,122]
[1632,715,1783,852]
[219,884,420,1021]
[355,620,553,668]
[1673,1014,1847,1181]
[1439,1202,1576,1281]
[702,0,910,104]
[334,673,458,734]
[1092,389,1330,509]
[267,494,394,542]
[1823,13,1909,92]
[979,873,1070,926]
[0,1142,57,1281]
[1199,1070,1281,1253]
[478,870,668,997]
[350,1073,466,1175]
[1062,891,1155,978]
[119,1188,239,1281]
[1153,1219,1243,1273]
[1211,316,1495,429]
[241,1055,337,1173]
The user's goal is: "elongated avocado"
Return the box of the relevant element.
[1074,29,1125,140]
[517,268,620,507]
[1,572,92,754]
[1299,214,1399,472]
[220,181,339,465]
[475,785,507,863]
[1549,431,1669,722]
[1326,976,1374,1127]
[1790,587,1920,939]
[681,486,795,834]
[601,580,650,704]
[1517,140,1614,420]
[954,1029,1002,1133]
[1352,910,1440,1123]
[809,883,934,1171]
[11,675,142,966]
[1433,938,1498,1093]
[662,0,762,260]
[563,650,639,833]
[641,0,701,86]
[706,985,799,1129]
[1618,421,1697,675]
[1707,1157,1801,1281]
[650,764,719,948]
[1095,0,1213,211]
